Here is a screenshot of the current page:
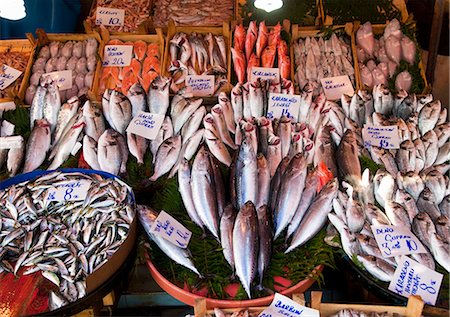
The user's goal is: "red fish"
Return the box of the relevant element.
[268,22,281,47]
[234,24,246,52]
[279,53,291,80]
[247,53,260,82]
[231,48,246,84]
[261,45,276,68]
[277,39,289,57]
[256,21,268,58]
[245,21,258,61]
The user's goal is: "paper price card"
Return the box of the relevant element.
[320,75,354,101]
[267,93,301,122]
[0,136,23,149]
[0,101,16,111]
[362,124,400,149]
[103,45,133,67]
[41,70,73,91]
[389,255,443,305]
[95,7,125,26]
[250,67,280,82]
[47,180,92,202]
[1,120,15,136]
[0,65,22,90]
[126,112,165,140]
[258,293,319,317]
[150,210,192,248]
[185,75,215,96]
[371,225,427,258]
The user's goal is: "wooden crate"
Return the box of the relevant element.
[23,29,105,103]
[0,39,37,103]
[352,21,429,94]
[162,19,232,94]
[310,291,424,317]
[83,0,154,35]
[98,27,165,96]
[291,23,358,92]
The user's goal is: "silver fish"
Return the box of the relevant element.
[150,135,181,181]
[231,83,243,124]
[422,130,439,169]
[43,80,62,133]
[150,116,173,163]
[83,100,105,142]
[235,138,258,210]
[210,155,226,218]
[396,140,415,173]
[178,159,203,228]
[346,196,365,233]
[6,136,25,176]
[424,168,446,205]
[357,255,395,282]
[385,201,411,228]
[394,189,419,222]
[429,233,450,272]
[173,98,203,134]
[127,132,148,165]
[416,187,441,221]
[277,116,292,158]
[397,171,424,201]
[30,83,47,129]
[218,92,236,133]
[181,106,205,144]
[374,169,396,208]
[23,119,51,173]
[127,82,147,118]
[314,125,337,177]
[267,134,282,177]
[54,96,79,146]
[435,215,450,242]
[249,79,264,118]
[440,195,450,217]
[211,104,237,149]
[435,142,450,165]
[107,90,132,134]
[220,205,236,270]
[418,100,441,135]
[412,212,436,249]
[82,135,99,170]
[364,203,391,225]
[97,129,123,175]
[337,130,361,185]
[256,205,272,289]
[148,76,171,115]
[256,154,270,209]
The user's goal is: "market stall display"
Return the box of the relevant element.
[85,0,153,34]
[0,169,136,314]
[153,0,235,27]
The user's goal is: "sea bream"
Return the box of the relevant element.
[23,119,51,173]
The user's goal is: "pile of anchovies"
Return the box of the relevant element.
[0,171,135,311]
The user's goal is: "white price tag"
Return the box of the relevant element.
[95,7,125,26]
[41,70,73,91]
[362,124,400,149]
[389,255,443,306]
[103,45,133,67]
[126,111,165,140]
[185,75,215,96]
[258,293,319,317]
[0,65,22,90]
[47,180,92,202]
[0,136,23,149]
[250,67,280,82]
[0,101,16,111]
[150,210,192,248]
[371,225,427,258]
[267,93,300,122]
[320,75,354,100]
[1,120,15,136]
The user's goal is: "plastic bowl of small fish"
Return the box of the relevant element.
[0,168,137,315]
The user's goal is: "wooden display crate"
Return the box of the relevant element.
[291,23,358,93]
[352,21,430,94]
[23,29,104,103]
[162,19,232,94]
[0,39,37,103]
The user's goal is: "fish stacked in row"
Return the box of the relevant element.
[0,112,25,177]
[231,22,291,83]
[99,39,160,95]
[0,50,31,98]
[153,0,234,27]
[0,171,135,311]
[356,19,418,92]
[330,309,397,317]
[204,308,257,317]
[293,33,355,93]
[86,0,152,33]
[167,31,228,93]
[25,39,99,104]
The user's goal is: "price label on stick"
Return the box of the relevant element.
[389,255,443,306]
[95,7,125,26]
[267,93,300,122]
[41,70,73,91]
[0,65,22,90]
[47,180,91,202]
[362,124,400,149]
[103,45,133,67]
[150,211,192,248]
[126,111,165,140]
[371,225,427,258]
[258,293,319,317]
[185,75,215,96]
[250,67,280,82]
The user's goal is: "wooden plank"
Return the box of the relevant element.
[425,0,445,85]
[71,308,95,317]
[194,298,207,317]
[102,291,115,306]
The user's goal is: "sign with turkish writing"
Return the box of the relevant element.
[250,67,280,82]
[185,75,215,96]
[0,65,22,90]
[320,75,354,100]
[267,93,300,121]
[126,111,165,140]
[362,124,400,149]
[150,210,192,248]
[41,70,73,91]
[371,225,427,258]
[388,255,443,305]
[47,180,92,202]
[0,136,23,149]
[103,45,133,67]
[95,7,125,26]
[0,101,16,111]
[258,293,319,317]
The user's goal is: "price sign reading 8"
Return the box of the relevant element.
[48,180,91,202]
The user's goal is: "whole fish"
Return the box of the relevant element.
[394,189,419,222]
[397,171,424,201]
[274,153,308,238]
[127,132,148,164]
[287,178,338,253]
[138,205,201,276]
[345,196,365,233]
[150,135,181,181]
[435,215,450,242]
[211,104,236,149]
[245,21,258,61]
[357,255,395,282]
[23,119,51,173]
[234,24,246,52]
[218,92,236,133]
[30,81,48,129]
[277,116,292,159]
[440,195,450,217]
[235,138,258,209]
[249,79,264,118]
[83,100,105,142]
[267,134,282,177]
[418,100,441,135]
[169,129,204,178]
[107,90,132,134]
[181,106,206,144]
[337,130,361,185]
[233,201,258,298]
[178,159,204,229]
[82,135,100,170]
[430,233,450,272]
[364,203,391,225]
[54,96,79,146]
[42,80,62,133]
[424,168,446,205]
[256,205,272,289]
[150,116,173,163]
[204,128,232,167]
[148,76,171,115]
[255,21,268,58]
[231,83,244,123]
[314,125,337,177]
[256,153,270,209]
[416,187,441,221]
[127,82,147,118]
[422,130,439,169]
[396,140,416,173]
[173,98,203,134]
[412,212,436,249]
[374,169,396,208]
[97,129,123,175]
[220,205,236,270]
[435,142,450,165]
[231,48,246,85]
[210,155,226,218]
[385,201,411,228]
[6,136,25,176]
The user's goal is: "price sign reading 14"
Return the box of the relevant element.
[47,180,92,202]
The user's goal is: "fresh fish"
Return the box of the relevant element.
[373,169,396,208]
[267,134,282,177]
[412,212,436,249]
[220,205,236,270]
[127,132,148,164]
[233,201,258,298]
[235,138,258,209]
[277,116,292,158]
[218,92,236,133]
[256,153,270,209]
[54,97,79,146]
[42,80,62,133]
[150,116,173,162]
[181,106,206,144]
[269,156,290,213]
[6,136,25,177]
[357,255,395,282]
[429,233,450,272]
[245,21,258,61]
[138,205,201,276]
[210,155,226,218]
[204,128,232,167]
[346,196,365,233]
[249,79,264,118]
[396,140,415,173]
[231,48,246,85]
[337,130,361,184]
[106,90,132,134]
[385,201,411,228]
[424,168,446,204]
[150,135,181,181]
[178,159,203,229]
[255,21,268,58]
[435,215,450,242]
[83,100,105,142]
[148,76,170,115]
[422,130,439,168]
[394,189,419,222]
[23,119,51,173]
[127,82,147,118]
[314,125,337,177]
[370,147,399,176]
[211,104,237,149]
[435,142,450,165]
[49,291,68,311]
[440,195,450,217]
[173,98,203,134]
[97,129,123,175]
[364,203,391,225]
[287,178,338,252]
[416,188,441,221]
[82,135,100,170]
[397,171,424,201]
[191,146,219,239]
[256,205,272,289]
[418,100,441,135]
[231,83,244,124]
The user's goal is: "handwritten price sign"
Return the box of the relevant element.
[41,70,73,91]
[103,45,133,67]
[250,67,280,82]
[47,180,91,202]
[150,210,192,248]
[371,225,427,258]
[389,256,443,305]
[362,124,400,149]
[95,7,125,26]
[320,75,354,100]
[185,75,215,96]
[267,93,300,122]
[126,111,165,140]
[258,293,319,317]
[0,65,22,90]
